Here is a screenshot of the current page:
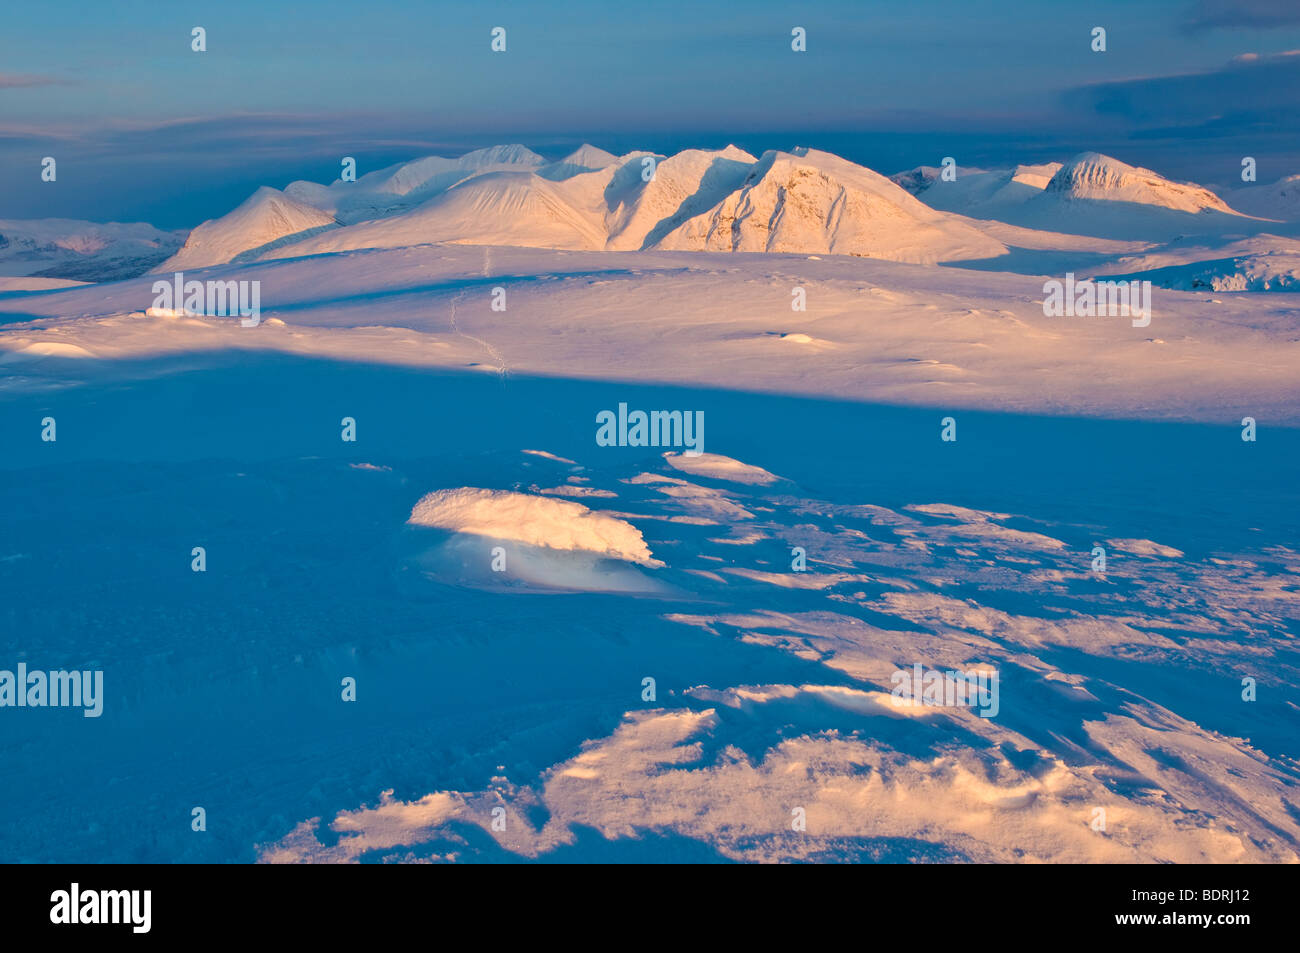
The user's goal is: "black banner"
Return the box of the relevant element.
[1,864,1279,940]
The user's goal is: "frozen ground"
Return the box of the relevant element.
[1,239,1297,863]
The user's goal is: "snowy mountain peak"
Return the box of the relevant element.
[1047,152,1235,214]
[241,185,315,213]
[161,186,337,271]
[657,147,1007,263]
[536,144,623,182]
[602,145,758,250]
[362,145,544,197]
[559,144,619,170]
[457,143,546,169]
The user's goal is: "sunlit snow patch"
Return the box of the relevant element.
[662,451,780,485]
[521,448,579,465]
[405,487,666,593]
[6,341,96,359]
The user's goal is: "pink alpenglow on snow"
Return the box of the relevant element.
[407,487,664,567]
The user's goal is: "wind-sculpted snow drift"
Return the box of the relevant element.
[404,487,668,594]
[408,487,663,568]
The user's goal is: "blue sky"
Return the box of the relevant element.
[3,0,1299,227]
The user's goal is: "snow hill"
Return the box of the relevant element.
[161,187,338,271]
[0,218,182,281]
[1226,174,1300,222]
[906,152,1268,243]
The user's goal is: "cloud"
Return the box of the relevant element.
[1061,50,1300,134]
[1185,0,1300,32]
[0,73,66,89]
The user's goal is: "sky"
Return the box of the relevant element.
[2,0,1299,228]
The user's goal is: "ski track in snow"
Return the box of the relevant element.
[448,287,509,384]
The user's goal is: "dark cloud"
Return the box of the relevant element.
[1061,50,1300,134]
[1185,0,1300,32]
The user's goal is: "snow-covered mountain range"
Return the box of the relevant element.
[6,144,1300,291]
[895,152,1284,243]
[244,144,1004,264]
[0,218,182,281]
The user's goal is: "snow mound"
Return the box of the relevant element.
[8,341,95,358]
[762,330,834,348]
[522,449,578,465]
[0,277,89,292]
[663,452,780,485]
[1107,538,1185,558]
[408,487,663,567]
